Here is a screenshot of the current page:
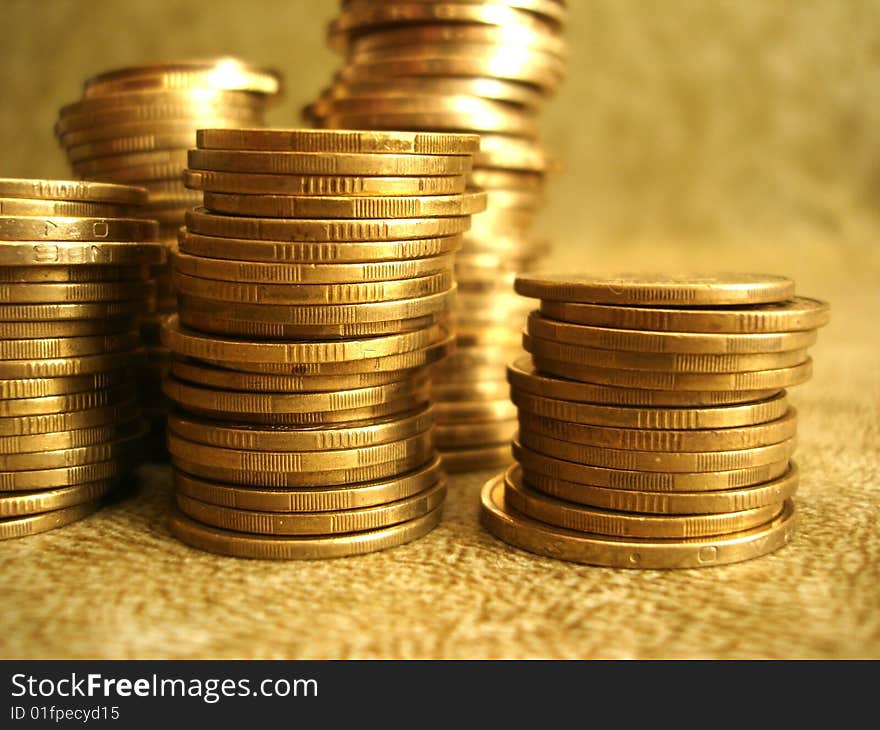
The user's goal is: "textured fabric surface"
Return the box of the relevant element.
[1,242,877,660]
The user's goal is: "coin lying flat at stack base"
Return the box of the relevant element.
[161,128,482,559]
[55,58,283,455]
[479,274,831,568]
[0,178,164,540]
[307,0,568,472]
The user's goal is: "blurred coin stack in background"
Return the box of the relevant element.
[0,178,164,540]
[54,59,283,453]
[481,273,831,568]
[162,128,482,558]
[306,0,568,472]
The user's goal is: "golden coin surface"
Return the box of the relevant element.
[0,265,145,285]
[55,103,261,136]
[334,1,566,31]
[0,480,116,518]
[513,439,791,492]
[0,332,139,360]
[518,430,797,472]
[324,76,546,108]
[172,250,453,283]
[58,118,252,149]
[507,357,782,406]
[168,407,433,451]
[65,132,199,164]
[434,399,518,423]
[0,371,129,400]
[0,216,158,242]
[504,468,783,539]
[474,134,551,171]
[439,444,512,474]
[185,208,471,242]
[526,314,820,354]
[59,87,262,116]
[0,398,138,434]
[518,410,797,452]
[188,149,472,176]
[202,190,487,219]
[0,281,151,304]
[0,460,130,492]
[515,273,795,305]
[197,128,479,154]
[432,380,510,401]
[184,169,467,196]
[177,287,454,325]
[520,463,799,515]
[435,419,517,448]
[539,297,832,334]
[0,420,140,455]
[0,178,147,205]
[0,301,146,323]
[0,425,146,471]
[467,169,545,192]
[0,318,135,339]
[0,241,165,267]
[176,480,445,535]
[0,502,100,540]
[511,390,789,429]
[0,197,136,218]
[173,269,453,305]
[533,356,814,392]
[72,149,190,177]
[480,474,796,569]
[167,503,442,559]
[0,350,142,379]
[523,334,809,373]
[161,314,444,363]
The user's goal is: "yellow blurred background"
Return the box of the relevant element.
[1,0,878,294]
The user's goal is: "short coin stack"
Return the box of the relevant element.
[0,178,164,540]
[55,59,283,450]
[307,0,569,472]
[163,128,483,559]
[481,273,831,568]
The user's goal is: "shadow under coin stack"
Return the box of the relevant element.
[0,178,165,540]
[55,59,283,455]
[306,0,569,472]
[481,274,831,569]
[162,128,483,559]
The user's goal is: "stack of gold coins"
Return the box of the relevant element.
[480,273,831,569]
[161,128,483,559]
[0,178,165,540]
[54,58,283,453]
[306,0,568,472]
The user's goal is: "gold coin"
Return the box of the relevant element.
[0,281,151,304]
[0,241,165,267]
[0,197,136,218]
[167,503,442,559]
[0,397,138,433]
[0,424,146,471]
[72,149,190,177]
[514,273,795,306]
[196,128,480,154]
[467,169,545,192]
[82,59,282,97]
[539,297,833,334]
[202,190,487,219]
[0,265,145,284]
[504,467,783,539]
[517,430,797,472]
[162,374,429,416]
[520,463,800,515]
[161,314,444,363]
[179,288,453,328]
[440,444,512,474]
[527,314,820,354]
[59,87,262,116]
[523,334,809,373]
[55,103,262,136]
[0,480,116,518]
[65,131,199,164]
[434,399,518,423]
[0,178,147,205]
[0,502,101,540]
[0,371,129,400]
[0,350,142,379]
[475,134,551,171]
[0,318,135,338]
[0,420,141,455]
[511,389,790,429]
[189,148,472,176]
[178,230,463,263]
[0,301,146,323]
[513,439,791,492]
[432,380,510,401]
[185,208,471,242]
[519,409,797,453]
[176,480,445,535]
[58,118,254,150]
[0,460,130,492]
[533,356,813,392]
[435,419,517,448]
[183,169,467,196]
[174,455,444,512]
[0,332,139,360]
[0,216,158,242]
[168,406,433,451]
[480,474,796,569]
[508,356,781,406]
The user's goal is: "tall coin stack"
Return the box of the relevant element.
[0,178,164,540]
[480,274,831,569]
[162,128,483,559]
[54,59,283,453]
[306,0,569,472]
